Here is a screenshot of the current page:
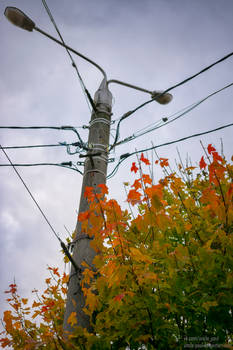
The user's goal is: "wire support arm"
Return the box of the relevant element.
[34,26,107,80]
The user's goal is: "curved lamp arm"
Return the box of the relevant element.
[108,79,173,105]
[4,7,107,80]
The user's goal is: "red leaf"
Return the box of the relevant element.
[127,189,142,205]
[212,151,223,163]
[84,186,94,199]
[207,144,216,155]
[142,174,152,185]
[140,153,150,165]
[132,179,142,190]
[98,184,108,195]
[131,162,139,173]
[78,211,90,222]
[114,293,125,302]
[199,156,207,169]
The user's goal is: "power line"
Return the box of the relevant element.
[107,122,233,179]
[113,82,233,147]
[0,145,79,271]
[41,0,97,113]
[0,162,83,175]
[110,50,233,150]
[0,142,74,150]
[0,125,87,150]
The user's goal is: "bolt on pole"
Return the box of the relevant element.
[63,78,112,334]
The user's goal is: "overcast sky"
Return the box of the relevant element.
[0,0,233,321]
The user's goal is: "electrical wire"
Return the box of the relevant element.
[113,82,233,147]
[107,122,233,179]
[41,0,97,113]
[0,125,87,150]
[0,162,83,175]
[110,50,233,150]
[0,145,79,271]
[0,142,75,150]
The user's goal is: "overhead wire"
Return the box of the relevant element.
[1,142,76,150]
[0,161,83,174]
[0,145,79,271]
[110,50,233,150]
[107,122,233,179]
[41,0,97,113]
[0,125,88,150]
[113,82,233,147]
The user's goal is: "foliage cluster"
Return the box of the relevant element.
[1,144,233,349]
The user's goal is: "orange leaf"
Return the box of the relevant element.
[142,174,152,185]
[67,312,77,327]
[131,162,139,173]
[98,183,108,195]
[132,179,142,190]
[78,211,90,222]
[84,186,94,199]
[159,157,169,167]
[127,189,142,205]
[199,156,207,169]
[207,144,216,155]
[114,293,125,302]
[212,151,223,163]
[140,153,150,165]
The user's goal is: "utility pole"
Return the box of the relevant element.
[4,5,173,338]
[63,78,112,334]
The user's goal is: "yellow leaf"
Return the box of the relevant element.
[130,247,153,264]
[21,298,28,305]
[67,311,77,327]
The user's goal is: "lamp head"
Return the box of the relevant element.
[4,7,35,31]
[151,91,173,105]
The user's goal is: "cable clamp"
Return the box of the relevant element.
[89,143,108,150]
[70,234,92,249]
[108,158,115,163]
[84,169,106,177]
[85,155,108,163]
[77,161,85,166]
[89,118,111,127]
[95,109,113,116]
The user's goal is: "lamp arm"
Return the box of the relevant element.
[107,79,152,95]
[34,26,107,79]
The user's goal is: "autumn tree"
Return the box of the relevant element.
[1,144,233,349]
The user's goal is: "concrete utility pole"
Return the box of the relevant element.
[4,5,173,337]
[63,78,112,333]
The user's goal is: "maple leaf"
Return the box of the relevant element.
[98,184,108,195]
[142,174,152,185]
[127,189,141,205]
[140,153,150,165]
[212,151,223,163]
[131,162,139,173]
[78,211,90,222]
[207,144,216,155]
[84,186,94,199]
[114,293,125,302]
[199,156,207,169]
[159,157,169,167]
[132,179,142,190]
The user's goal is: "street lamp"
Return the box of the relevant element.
[108,79,173,104]
[4,6,173,105]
